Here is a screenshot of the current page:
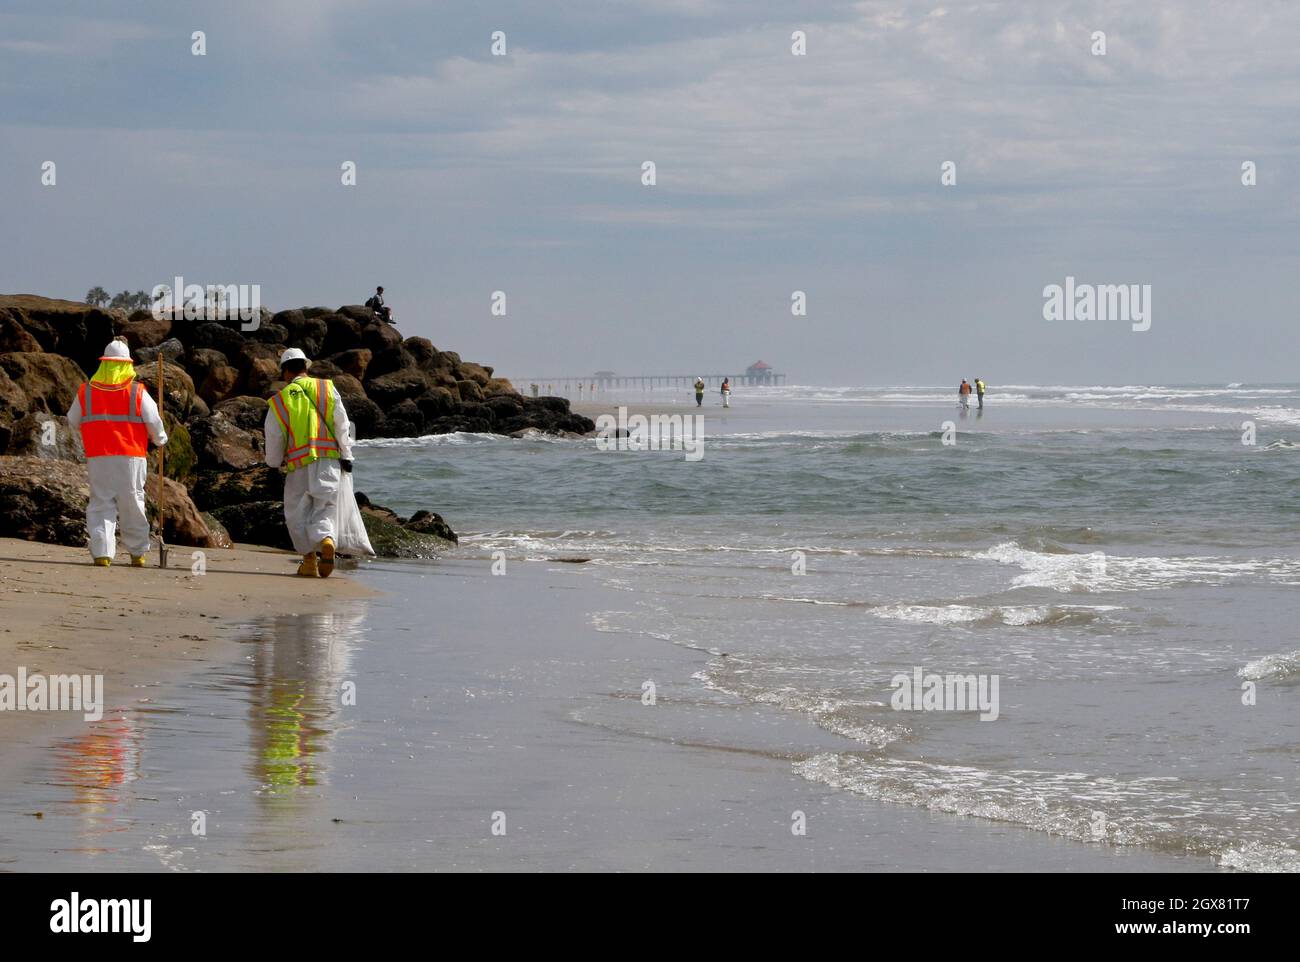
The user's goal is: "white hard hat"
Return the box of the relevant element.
[99,339,131,361]
[279,347,310,368]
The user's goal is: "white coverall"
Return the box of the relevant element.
[66,389,169,559]
[263,380,354,556]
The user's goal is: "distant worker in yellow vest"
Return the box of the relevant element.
[975,378,986,409]
[694,377,705,407]
[263,348,354,578]
[65,338,169,567]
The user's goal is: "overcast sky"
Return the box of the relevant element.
[2,1,1297,385]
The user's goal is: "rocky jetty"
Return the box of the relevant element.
[0,294,588,556]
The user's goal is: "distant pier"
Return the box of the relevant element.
[508,371,786,391]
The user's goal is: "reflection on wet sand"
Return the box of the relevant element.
[246,610,366,808]
[50,711,141,852]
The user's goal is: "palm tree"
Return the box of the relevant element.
[85,286,109,307]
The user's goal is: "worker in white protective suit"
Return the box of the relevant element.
[66,338,169,567]
[263,348,354,577]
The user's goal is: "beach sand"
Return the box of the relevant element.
[0,537,372,787]
[0,548,1209,871]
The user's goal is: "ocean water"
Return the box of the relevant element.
[358,383,1300,872]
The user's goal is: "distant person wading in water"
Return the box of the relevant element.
[694,377,705,407]
[958,379,972,410]
[721,377,731,408]
[975,378,986,409]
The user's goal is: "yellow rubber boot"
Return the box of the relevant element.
[93,557,111,567]
[130,556,147,568]
[318,537,336,578]
[297,552,319,577]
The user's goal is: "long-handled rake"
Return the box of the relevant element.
[155,354,168,568]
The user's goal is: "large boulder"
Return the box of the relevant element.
[0,455,88,545]
[186,347,229,382]
[233,340,282,374]
[199,512,234,549]
[459,361,492,386]
[482,393,524,419]
[135,360,202,421]
[135,337,185,366]
[455,379,484,404]
[343,397,385,439]
[331,373,366,403]
[417,349,456,376]
[338,305,376,324]
[360,321,403,356]
[0,311,43,353]
[191,463,282,510]
[120,314,173,351]
[188,412,263,471]
[364,345,415,381]
[209,500,291,551]
[285,316,327,356]
[148,475,223,549]
[0,366,28,433]
[212,395,268,433]
[187,348,238,406]
[154,414,196,483]
[248,322,289,345]
[0,298,119,375]
[319,313,362,356]
[188,321,247,358]
[0,305,55,352]
[428,413,493,434]
[404,509,459,544]
[355,493,457,558]
[327,348,372,380]
[303,359,342,379]
[403,337,436,367]
[4,412,84,462]
[271,309,306,336]
[0,455,217,549]
[0,352,85,415]
[243,358,282,398]
[365,368,429,408]
[384,399,425,437]
[414,386,458,421]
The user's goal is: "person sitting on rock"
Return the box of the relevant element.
[365,286,393,322]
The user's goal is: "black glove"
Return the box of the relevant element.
[340,459,353,473]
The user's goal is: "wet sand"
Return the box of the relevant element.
[0,552,1210,871]
[0,537,372,788]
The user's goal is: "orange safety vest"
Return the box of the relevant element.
[78,381,149,458]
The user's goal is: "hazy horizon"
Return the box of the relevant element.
[3,1,1297,386]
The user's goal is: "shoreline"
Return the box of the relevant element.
[0,550,1216,871]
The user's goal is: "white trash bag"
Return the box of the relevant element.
[334,423,375,556]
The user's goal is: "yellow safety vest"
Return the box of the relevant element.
[270,376,340,471]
